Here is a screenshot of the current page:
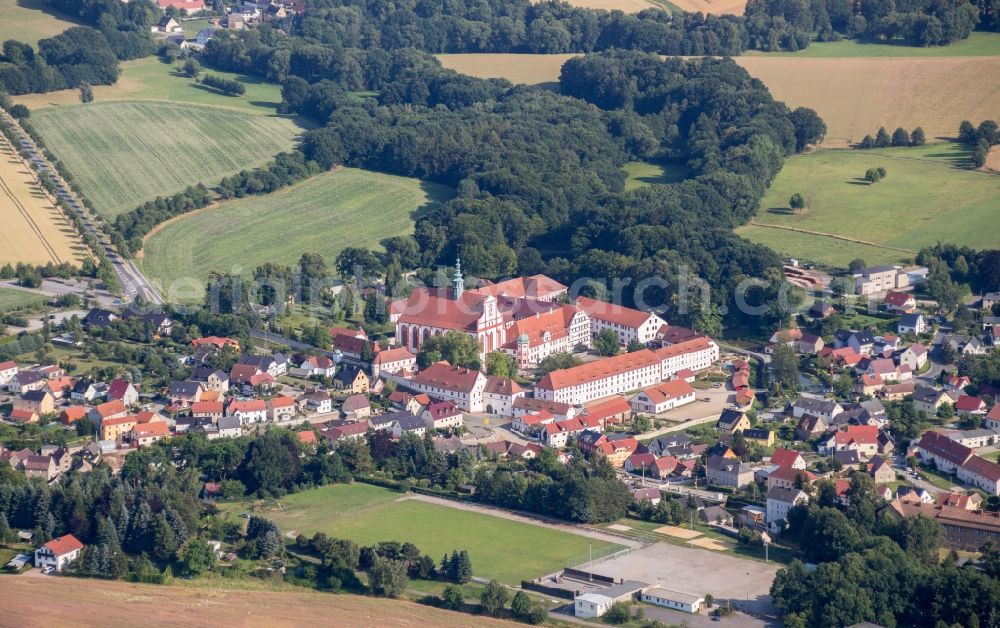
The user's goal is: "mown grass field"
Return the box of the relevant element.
[220,483,622,584]
[30,100,301,219]
[0,132,86,266]
[0,576,509,628]
[140,167,452,294]
[13,56,287,115]
[0,0,78,45]
[736,143,1000,268]
[623,161,689,191]
[437,53,1000,147]
[0,286,46,312]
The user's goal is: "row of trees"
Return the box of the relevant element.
[200,74,246,96]
[958,119,999,167]
[856,126,926,148]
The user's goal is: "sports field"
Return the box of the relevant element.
[736,143,1000,268]
[0,286,46,312]
[0,0,78,45]
[13,56,287,115]
[140,168,452,295]
[29,100,301,219]
[437,53,1000,147]
[0,132,86,266]
[221,483,623,583]
[0,576,507,628]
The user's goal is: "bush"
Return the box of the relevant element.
[201,74,246,96]
[604,601,632,624]
[441,584,464,610]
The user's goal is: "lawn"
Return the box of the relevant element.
[0,0,78,45]
[0,286,46,312]
[747,32,1000,58]
[221,483,623,584]
[30,100,302,219]
[13,56,288,115]
[623,161,689,191]
[139,167,453,297]
[736,144,1000,268]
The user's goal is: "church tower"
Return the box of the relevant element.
[453,257,464,300]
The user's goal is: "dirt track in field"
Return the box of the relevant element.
[0,575,511,628]
[437,54,1000,147]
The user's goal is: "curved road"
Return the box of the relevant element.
[0,111,164,306]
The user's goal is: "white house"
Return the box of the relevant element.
[576,296,666,345]
[34,534,84,571]
[640,588,705,614]
[483,376,525,416]
[766,486,809,532]
[371,347,417,378]
[217,415,243,438]
[422,401,464,430]
[629,380,696,414]
[227,399,268,424]
[898,313,927,335]
[575,593,614,619]
[0,360,18,386]
[409,362,488,412]
[303,391,333,415]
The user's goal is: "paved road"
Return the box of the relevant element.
[0,111,164,305]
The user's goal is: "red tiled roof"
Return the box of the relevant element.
[43,534,84,556]
[333,333,379,356]
[328,326,366,339]
[192,401,223,414]
[987,404,1000,421]
[834,425,879,446]
[581,396,631,421]
[107,379,132,400]
[961,455,1000,482]
[10,409,37,422]
[627,453,656,468]
[373,347,415,364]
[638,380,695,405]
[425,401,461,419]
[93,399,126,418]
[102,415,137,427]
[517,410,554,426]
[770,466,816,484]
[0,360,16,371]
[297,430,317,445]
[322,420,369,440]
[955,396,985,412]
[229,400,267,413]
[884,291,914,307]
[537,350,659,391]
[60,406,87,423]
[472,275,567,300]
[229,364,261,384]
[576,296,657,329]
[860,374,884,387]
[270,396,295,408]
[916,431,973,466]
[133,422,170,439]
[412,362,482,393]
[770,448,803,468]
[484,376,523,396]
[396,288,489,331]
[653,337,713,361]
[342,394,370,411]
[192,336,238,349]
[504,305,578,349]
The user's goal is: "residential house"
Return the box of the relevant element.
[955,396,987,415]
[59,406,87,425]
[858,374,885,396]
[791,397,843,422]
[269,396,296,422]
[770,448,806,469]
[885,500,1000,551]
[35,534,84,571]
[742,428,775,448]
[511,410,556,435]
[371,347,417,378]
[957,455,1000,495]
[422,401,463,430]
[169,381,204,408]
[898,313,927,335]
[227,400,268,424]
[22,454,57,481]
[88,399,128,425]
[913,387,957,415]
[869,456,896,484]
[767,467,816,490]
[624,453,657,475]
[107,379,139,407]
[898,343,929,371]
[341,394,371,420]
[580,396,632,427]
[14,390,54,415]
[101,415,137,442]
[632,487,662,504]
[810,301,836,318]
[320,420,370,445]
[8,371,45,394]
[70,380,105,403]
[303,391,333,414]
[44,377,76,399]
[409,361,487,412]
[192,336,240,351]
[296,355,337,379]
[131,422,170,447]
[706,455,754,488]
[913,431,973,473]
[944,375,972,393]
[8,408,37,424]
[388,391,425,415]
[191,400,224,422]
[834,329,877,356]
[946,428,996,449]
[767,486,809,532]
[332,365,370,394]
[512,397,574,420]
[229,365,274,392]
[578,432,639,468]
[482,376,524,416]
[818,347,862,370]
[331,333,379,361]
[820,425,880,460]
[391,414,427,438]
[938,492,983,511]
[0,360,18,386]
[647,434,699,459]
[794,414,828,441]
[542,416,602,448]
[217,415,243,438]
[629,380,696,414]
[238,353,288,378]
[881,381,915,401]
[987,404,1000,430]
[82,308,119,330]
[884,291,917,312]
[717,408,750,434]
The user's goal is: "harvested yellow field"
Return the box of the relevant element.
[0,134,87,266]
[437,54,1000,147]
[556,0,659,10]
[555,0,745,13]
[668,0,746,14]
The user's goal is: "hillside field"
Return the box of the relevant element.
[746,31,1000,57]
[735,143,1000,268]
[139,168,453,295]
[0,132,87,266]
[29,101,302,219]
[13,56,287,115]
[218,483,623,584]
[0,0,78,45]
[0,576,506,628]
[437,53,1000,147]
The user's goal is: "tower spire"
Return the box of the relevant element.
[453,257,464,299]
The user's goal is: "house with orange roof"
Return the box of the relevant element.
[192,336,239,351]
[297,430,318,447]
[9,408,39,424]
[0,360,18,386]
[770,447,806,469]
[88,399,128,425]
[818,347,862,369]
[957,455,1000,495]
[502,304,591,368]
[857,373,885,396]
[884,291,916,313]
[35,534,84,571]
[409,361,488,412]
[575,296,665,346]
[819,425,880,460]
[512,410,556,436]
[45,377,76,399]
[580,396,632,427]
[228,399,268,424]
[767,466,816,490]
[629,380,696,414]
[269,396,297,422]
[132,421,170,447]
[191,400,224,421]
[371,347,417,378]
[987,404,1000,430]
[60,405,87,425]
